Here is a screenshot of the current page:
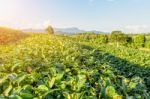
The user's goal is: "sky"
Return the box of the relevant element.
[0,0,150,33]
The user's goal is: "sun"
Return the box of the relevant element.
[0,0,20,21]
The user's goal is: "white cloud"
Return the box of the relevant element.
[125,25,149,33]
[22,20,52,29]
[43,20,52,28]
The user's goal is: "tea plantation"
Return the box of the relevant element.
[0,34,150,99]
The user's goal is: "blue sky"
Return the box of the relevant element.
[0,0,150,32]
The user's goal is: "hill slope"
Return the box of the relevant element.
[0,27,27,44]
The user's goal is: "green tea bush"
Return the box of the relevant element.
[0,34,150,98]
[145,36,150,48]
[93,34,108,44]
[132,34,145,47]
[145,41,150,48]
[110,31,127,46]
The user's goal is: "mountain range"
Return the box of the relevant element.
[22,27,105,34]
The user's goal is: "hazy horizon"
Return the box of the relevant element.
[0,0,150,33]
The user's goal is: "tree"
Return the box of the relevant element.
[45,25,54,34]
[110,31,127,47]
[97,34,108,44]
[133,34,145,47]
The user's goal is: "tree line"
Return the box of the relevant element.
[75,31,150,48]
[45,25,150,48]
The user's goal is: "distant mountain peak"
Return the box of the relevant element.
[54,27,85,33]
[22,27,106,34]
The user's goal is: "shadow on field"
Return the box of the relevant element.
[80,44,150,90]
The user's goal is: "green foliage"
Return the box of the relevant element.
[145,36,150,48]
[0,34,150,98]
[75,33,108,44]
[75,33,98,41]
[133,34,145,47]
[105,86,117,98]
[110,31,127,45]
[145,41,150,48]
[94,34,108,44]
